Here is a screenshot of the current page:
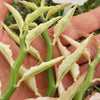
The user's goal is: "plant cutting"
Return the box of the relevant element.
[0,0,100,100]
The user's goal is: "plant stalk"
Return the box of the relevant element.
[74,47,100,100]
[0,31,27,100]
[42,30,56,97]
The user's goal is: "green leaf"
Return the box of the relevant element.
[56,33,93,87]
[62,34,91,63]
[2,23,42,61]
[25,7,50,25]
[58,73,86,100]
[25,16,61,49]
[19,1,38,10]
[57,39,80,81]
[53,5,77,45]
[21,56,65,81]
[9,23,37,30]
[5,3,24,35]
[46,3,71,20]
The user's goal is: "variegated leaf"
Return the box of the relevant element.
[57,39,80,81]
[25,16,61,49]
[55,67,65,96]
[53,5,77,44]
[19,67,41,96]
[56,34,93,87]
[20,56,65,81]
[58,73,86,100]
[2,23,42,61]
[5,3,24,35]
[0,42,14,66]
[0,43,40,96]
[62,34,91,63]
[2,23,20,44]
[26,76,41,96]
[57,38,70,55]
[25,7,50,25]
[70,64,80,81]
[19,1,38,10]
[46,3,71,19]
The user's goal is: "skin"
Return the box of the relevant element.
[0,0,100,100]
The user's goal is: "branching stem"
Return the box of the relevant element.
[42,30,56,97]
[74,47,100,100]
[0,31,27,100]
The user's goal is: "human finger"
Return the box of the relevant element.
[48,7,100,46]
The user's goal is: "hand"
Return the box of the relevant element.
[0,0,100,100]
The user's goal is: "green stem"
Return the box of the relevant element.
[40,7,56,96]
[42,30,56,97]
[74,47,100,100]
[0,32,27,100]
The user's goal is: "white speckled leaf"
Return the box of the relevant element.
[26,76,41,96]
[19,67,41,96]
[2,23,42,61]
[0,42,14,66]
[56,34,93,87]
[21,56,65,81]
[25,7,50,25]
[55,67,65,96]
[58,73,86,100]
[53,5,77,44]
[19,1,38,10]
[70,64,80,81]
[0,43,40,96]
[5,3,24,35]
[57,39,80,82]
[57,38,70,55]
[62,34,91,63]
[46,3,71,19]
[25,17,61,49]
[2,23,20,44]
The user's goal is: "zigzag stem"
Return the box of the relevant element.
[74,47,100,100]
[0,31,27,100]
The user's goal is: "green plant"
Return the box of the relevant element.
[0,0,100,100]
[0,1,77,99]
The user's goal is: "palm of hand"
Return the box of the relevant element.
[0,0,100,100]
